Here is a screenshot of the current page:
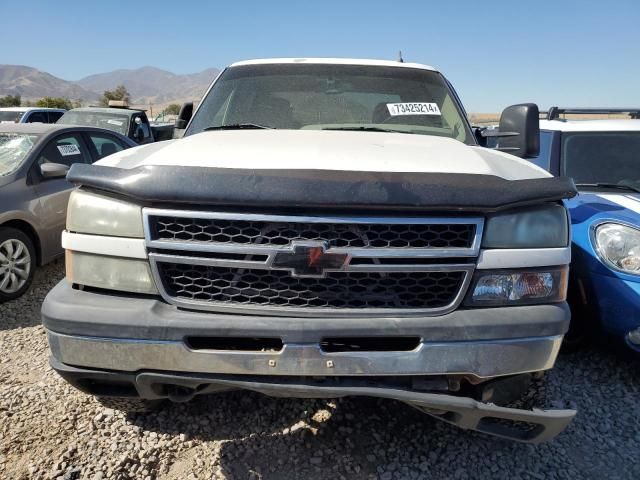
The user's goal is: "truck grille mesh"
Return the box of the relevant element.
[149,216,475,249]
[156,263,465,310]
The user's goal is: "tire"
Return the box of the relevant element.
[0,227,36,303]
[96,396,164,413]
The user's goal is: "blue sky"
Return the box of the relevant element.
[1,0,639,111]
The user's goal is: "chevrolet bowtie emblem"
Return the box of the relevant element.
[271,241,349,277]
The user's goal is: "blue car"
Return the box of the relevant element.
[529,107,640,352]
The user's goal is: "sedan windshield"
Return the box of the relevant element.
[0,111,24,123]
[58,111,129,135]
[186,64,473,144]
[562,132,640,190]
[0,133,38,176]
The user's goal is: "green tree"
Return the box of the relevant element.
[0,95,21,107]
[35,97,74,110]
[164,103,181,115]
[99,85,130,107]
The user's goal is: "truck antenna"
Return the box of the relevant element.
[398,50,404,63]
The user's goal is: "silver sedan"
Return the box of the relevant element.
[0,123,136,301]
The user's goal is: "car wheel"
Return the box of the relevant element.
[0,227,36,303]
[96,396,164,413]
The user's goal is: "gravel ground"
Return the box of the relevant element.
[1,262,639,480]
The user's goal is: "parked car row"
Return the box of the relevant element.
[0,102,175,144]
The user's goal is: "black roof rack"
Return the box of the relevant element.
[547,107,640,120]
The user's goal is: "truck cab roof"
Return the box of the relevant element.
[66,107,144,117]
[229,57,437,72]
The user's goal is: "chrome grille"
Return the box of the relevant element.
[144,209,483,317]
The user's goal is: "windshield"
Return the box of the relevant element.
[0,111,24,123]
[187,64,473,143]
[562,132,640,189]
[0,133,38,176]
[58,111,129,135]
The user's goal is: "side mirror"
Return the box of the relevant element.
[496,103,540,158]
[40,162,69,179]
[175,102,193,129]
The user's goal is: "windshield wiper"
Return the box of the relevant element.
[204,123,273,131]
[321,126,414,134]
[575,182,640,194]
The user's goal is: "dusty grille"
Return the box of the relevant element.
[156,263,466,310]
[148,216,476,249]
[144,210,482,315]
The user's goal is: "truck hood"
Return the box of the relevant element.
[97,129,550,181]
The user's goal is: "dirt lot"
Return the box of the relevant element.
[1,261,639,480]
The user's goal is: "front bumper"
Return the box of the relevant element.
[47,329,563,378]
[43,280,570,379]
[43,281,575,442]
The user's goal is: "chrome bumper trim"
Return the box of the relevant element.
[47,330,562,379]
[476,247,571,269]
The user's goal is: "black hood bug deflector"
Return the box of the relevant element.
[67,164,577,212]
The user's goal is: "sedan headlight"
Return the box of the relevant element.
[594,223,640,274]
[483,204,569,249]
[67,189,144,238]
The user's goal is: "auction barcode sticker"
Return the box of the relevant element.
[386,102,441,116]
[57,144,81,156]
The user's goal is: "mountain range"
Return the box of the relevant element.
[0,65,220,107]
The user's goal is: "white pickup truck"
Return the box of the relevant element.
[42,58,577,442]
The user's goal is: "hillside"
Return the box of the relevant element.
[0,65,98,102]
[0,65,220,106]
[76,66,220,105]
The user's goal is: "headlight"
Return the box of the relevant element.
[482,204,568,248]
[465,266,568,306]
[66,251,158,294]
[67,189,143,238]
[594,223,640,274]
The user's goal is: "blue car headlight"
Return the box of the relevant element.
[594,223,640,274]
